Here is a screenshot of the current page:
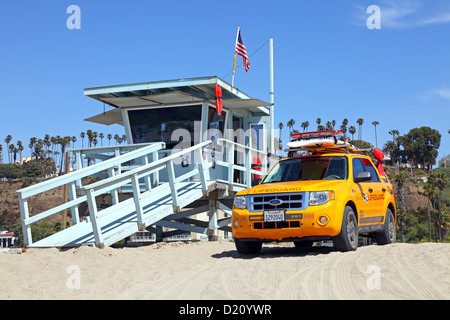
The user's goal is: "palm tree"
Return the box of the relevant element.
[80,132,85,148]
[340,124,348,140]
[331,120,336,129]
[99,133,104,146]
[114,134,120,145]
[287,119,295,135]
[17,141,23,161]
[71,136,77,149]
[326,121,333,130]
[341,118,349,139]
[434,173,448,242]
[121,135,127,145]
[394,172,408,212]
[8,144,15,163]
[86,130,93,147]
[356,118,364,141]
[59,136,72,175]
[349,126,356,140]
[29,137,37,159]
[4,135,12,163]
[423,181,436,242]
[372,121,379,147]
[107,134,112,146]
[316,118,321,131]
[50,136,57,163]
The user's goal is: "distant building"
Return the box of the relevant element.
[0,230,17,248]
[439,155,450,168]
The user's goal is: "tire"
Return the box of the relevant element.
[333,206,358,252]
[375,208,396,245]
[234,238,262,254]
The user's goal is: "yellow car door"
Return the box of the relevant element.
[352,157,385,226]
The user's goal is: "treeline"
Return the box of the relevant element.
[383,127,441,173]
[280,117,378,143]
[280,117,445,172]
[0,131,126,179]
[388,167,449,243]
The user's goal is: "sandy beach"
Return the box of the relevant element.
[0,241,448,300]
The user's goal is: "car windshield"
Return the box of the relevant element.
[261,156,348,184]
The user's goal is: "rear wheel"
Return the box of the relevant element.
[375,208,396,245]
[234,238,262,254]
[333,206,358,252]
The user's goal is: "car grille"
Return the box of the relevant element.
[253,221,301,229]
[249,193,307,212]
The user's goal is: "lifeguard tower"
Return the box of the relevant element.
[17,76,277,248]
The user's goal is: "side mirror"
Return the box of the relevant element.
[355,171,372,183]
[251,178,261,187]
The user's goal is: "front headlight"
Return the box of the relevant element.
[233,196,247,209]
[309,191,335,206]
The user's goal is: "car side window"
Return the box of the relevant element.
[352,158,366,181]
[353,158,380,182]
[361,158,380,182]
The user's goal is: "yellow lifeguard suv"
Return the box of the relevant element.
[232,130,396,254]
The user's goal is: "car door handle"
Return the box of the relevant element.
[368,188,373,193]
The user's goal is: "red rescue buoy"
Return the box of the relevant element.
[373,148,384,161]
[252,156,262,180]
[373,148,386,177]
[215,84,222,116]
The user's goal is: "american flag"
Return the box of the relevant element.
[235,30,250,72]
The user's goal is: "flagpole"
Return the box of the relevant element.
[231,27,240,90]
[269,37,274,155]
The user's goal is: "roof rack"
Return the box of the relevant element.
[285,130,378,157]
[285,144,371,155]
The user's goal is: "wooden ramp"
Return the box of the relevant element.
[28,181,213,248]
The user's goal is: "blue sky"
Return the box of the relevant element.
[1,0,449,162]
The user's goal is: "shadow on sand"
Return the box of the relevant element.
[211,244,336,260]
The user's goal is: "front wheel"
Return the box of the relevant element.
[234,238,262,255]
[333,206,358,252]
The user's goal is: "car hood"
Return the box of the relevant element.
[237,180,347,196]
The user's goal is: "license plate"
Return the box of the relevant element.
[264,210,285,222]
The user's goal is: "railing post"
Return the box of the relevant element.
[18,195,32,247]
[195,148,209,196]
[141,155,151,191]
[114,147,121,173]
[262,150,268,178]
[86,189,104,248]
[227,141,235,186]
[152,151,159,186]
[107,167,119,205]
[74,150,83,189]
[68,181,80,225]
[166,160,180,213]
[245,147,251,188]
[131,173,145,231]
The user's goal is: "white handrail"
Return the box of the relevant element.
[17,142,165,246]
[82,140,212,247]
